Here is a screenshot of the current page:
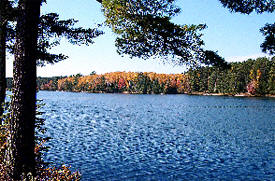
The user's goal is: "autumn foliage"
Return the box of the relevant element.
[40,57,275,96]
[49,72,191,94]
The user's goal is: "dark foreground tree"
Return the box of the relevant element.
[5,0,42,179]
[0,0,7,121]
[0,0,11,122]
[0,10,103,118]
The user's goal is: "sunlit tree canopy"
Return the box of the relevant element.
[219,0,274,14]
[102,0,209,66]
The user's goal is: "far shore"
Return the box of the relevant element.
[187,92,275,98]
[36,89,275,98]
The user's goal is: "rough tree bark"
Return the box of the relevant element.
[0,0,7,121]
[5,0,42,179]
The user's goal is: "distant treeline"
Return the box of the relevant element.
[187,57,275,95]
[38,57,274,96]
[6,76,66,90]
[41,72,189,94]
[6,57,274,96]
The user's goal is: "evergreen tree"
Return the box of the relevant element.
[0,4,103,118]
[102,0,210,66]
[5,0,42,179]
[0,0,13,121]
[0,0,7,121]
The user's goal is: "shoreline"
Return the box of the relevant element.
[38,90,275,98]
[188,92,275,98]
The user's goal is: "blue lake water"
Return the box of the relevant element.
[38,91,275,180]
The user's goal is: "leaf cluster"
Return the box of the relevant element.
[219,0,275,14]
[260,23,275,55]
[0,0,14,24]
[6,12,103,66]
[37,13,103,66]
[202,50,230,69]
[102,0,210,66]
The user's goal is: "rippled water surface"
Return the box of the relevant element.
[38,91,275,180]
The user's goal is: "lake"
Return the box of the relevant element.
[38,91,275,180]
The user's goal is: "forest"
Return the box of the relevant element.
[39,57,275,96]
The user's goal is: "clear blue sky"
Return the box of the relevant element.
[6,0,274,77]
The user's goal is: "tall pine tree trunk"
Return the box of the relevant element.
[0,0,7,122]
[5,0,41,179]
